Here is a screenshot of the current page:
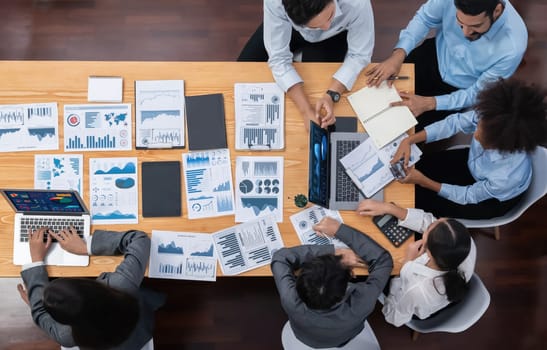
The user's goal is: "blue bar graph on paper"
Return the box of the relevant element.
[66,134,117,150]
[186,169,206,193]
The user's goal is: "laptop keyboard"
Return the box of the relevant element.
[19,216,85,243]
[335,140,361,202]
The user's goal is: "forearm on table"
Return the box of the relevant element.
[287,83,314,121]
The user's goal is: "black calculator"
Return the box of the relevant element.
[373,213,416,247]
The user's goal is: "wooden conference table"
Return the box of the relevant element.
[0,61,414,277]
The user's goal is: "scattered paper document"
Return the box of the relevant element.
[0,102,59,152]
[35,154,83,194]
[64,104,132,151]
[149,230,217,281]
[135,80,185,149]
[89,157,138,224]
[235,83,285,150]
[348,82,417,148]
[340,133,422,198]
[212,216,284,275]
[290,205,348,248]
[88,76,123,103]
[182,148,235,219]
[235,156,284,223]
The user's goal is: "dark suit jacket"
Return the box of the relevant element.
[21,230,165,350]
[271,224,393,348]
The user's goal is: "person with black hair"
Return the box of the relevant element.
[367,0,527,130]
[238,0,374,130]
[17,227,165,350]
[271,217,393,348]
[392,78,547,219]
[356,199,476,327]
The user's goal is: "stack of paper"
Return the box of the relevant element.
[347,82,417,149]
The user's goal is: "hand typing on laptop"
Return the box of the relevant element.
[28,228,52,262]
[28,227,87,262]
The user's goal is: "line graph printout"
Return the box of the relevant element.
[212,216,284,275]
[235,156,284,223]
[135,80,185,148]
[235,83,284,150]
[149,230,217,281]
[182,148,235,219]
[89,157,138,225]
[35,154,83,194]
[64,104,132,151]
[0,102,58,152]
[290,205,348,248]
[340,133,422,197]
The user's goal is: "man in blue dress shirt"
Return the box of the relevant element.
[238,0,374,130]
[367,0,527,130]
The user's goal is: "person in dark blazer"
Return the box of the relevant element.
[271,217,393,348]
[17,227,164,350]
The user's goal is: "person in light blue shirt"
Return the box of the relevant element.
[238,0,374,130]
[391,79,546,219]
[367,0,527,130]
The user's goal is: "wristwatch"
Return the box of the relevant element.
[326,90,341,103]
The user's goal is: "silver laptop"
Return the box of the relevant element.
[1,189,90,266]
[308,122,383,210]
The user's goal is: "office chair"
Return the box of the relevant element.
[281,320,381,350]
[405,273,490,340]
[455,146,547,240]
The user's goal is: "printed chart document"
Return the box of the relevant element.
[89,157,138,224]
[135,80,185,149]
[35,154,83,194]
[234,83,284,150]
[235,156,284,223]
[290,205,348,248]
[182,149,235,219]
[212,216,284,275]
[149,230,217,282]
[64,104,132,152]
[347,82,417,149]
[340,133,422,198]
[0,102,58,152]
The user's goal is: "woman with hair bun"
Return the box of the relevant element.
[357,199,476,327]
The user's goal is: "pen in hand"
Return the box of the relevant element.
[387,75,409,81]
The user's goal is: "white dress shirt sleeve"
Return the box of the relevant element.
[332,0,374,90]
[398,208,437,233]
[264,0,303,92]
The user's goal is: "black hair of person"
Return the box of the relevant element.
[425,219,471,303]
[282,0,332,26]
[296,254,352,309]
[43,278,139,348]
[475,78,547,153]
[454,0,502,19]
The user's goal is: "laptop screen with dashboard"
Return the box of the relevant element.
[1,189,89,215]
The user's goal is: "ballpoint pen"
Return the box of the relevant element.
[387,75,409,80]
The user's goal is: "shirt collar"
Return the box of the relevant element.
[408,253,445,278]
[296,0,342,31]
[482,3,507,40]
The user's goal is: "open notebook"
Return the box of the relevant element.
[348,82,417,149]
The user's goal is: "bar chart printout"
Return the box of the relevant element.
[64,104,132,151]
[182,148,235,219]
[290,205,348,248]
[234,83,285,150]
[35,154,83,194]
[212,216,284,275]
[135,80,185,148]
[149,230,217,281]
[0,102,59,152]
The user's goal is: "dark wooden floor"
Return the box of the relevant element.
[0,1,545,349]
